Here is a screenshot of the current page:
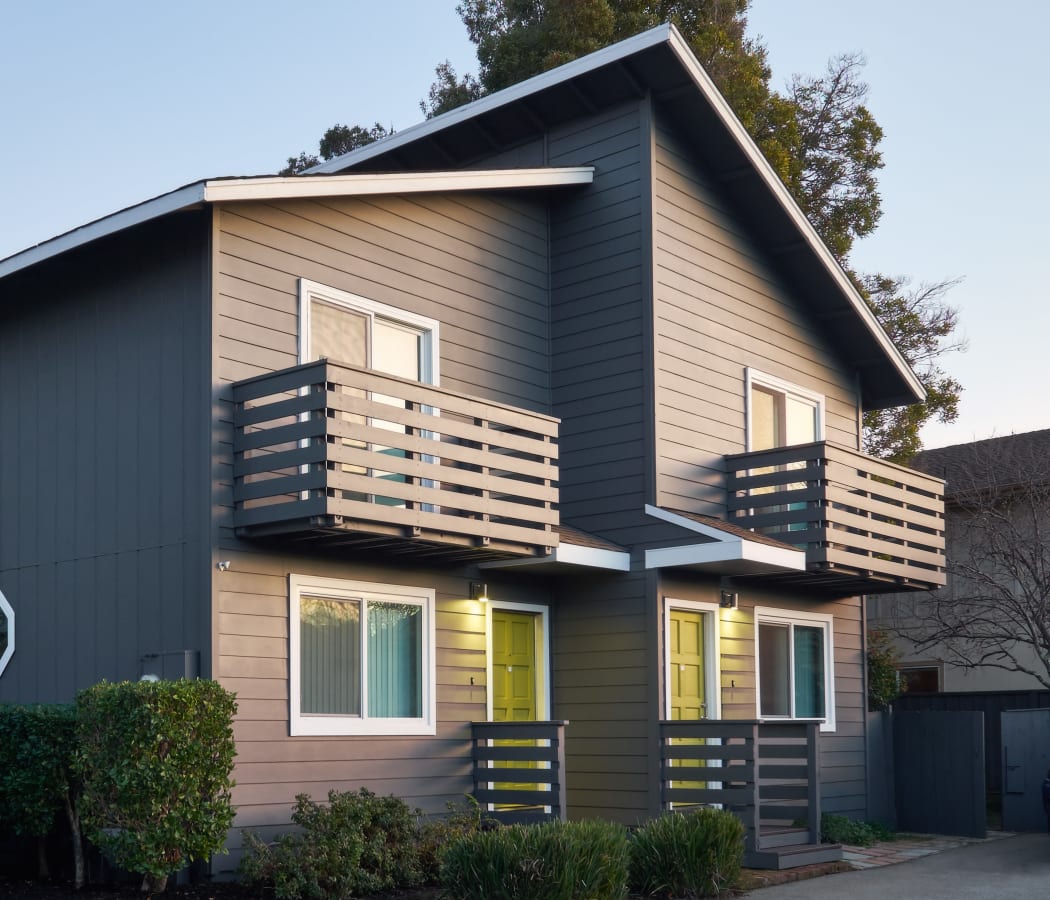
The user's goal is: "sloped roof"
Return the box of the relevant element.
[314,24,923,411]
[912,429,1050,497]
[0,168,593,280]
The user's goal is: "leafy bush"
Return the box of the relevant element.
[0,704,83,884]
[416,795,487,883]
[75,679,237,892]
[629,808,744,898]
[820,813,894,847]
[867,629,904,711]
[440,819,630,900]
[239,788,423,899]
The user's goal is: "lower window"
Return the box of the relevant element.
[755,607,835,731]
[0,588,12,677]
[289,575,435,736]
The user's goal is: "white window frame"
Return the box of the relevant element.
[485,600,551,723]
[744,368,825,451]
[754,606,836,732]
[289,574,436,736]
[662,598,721,721]
[298,279,440,383]
[0,588,13,677]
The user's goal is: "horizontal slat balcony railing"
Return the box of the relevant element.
[725,441,946,593]
[231,360,559,560]
[471,720,568,824]
[659,720,821,857]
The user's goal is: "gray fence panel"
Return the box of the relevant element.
[893,710,985,837]
[1001,708,1050,832]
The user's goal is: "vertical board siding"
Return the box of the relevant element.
[548,102,650,541]
[0,215,211,703]
[651,112,860,517]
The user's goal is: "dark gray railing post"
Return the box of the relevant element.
[748,721,761,854]
[806,721,821,844]
[554,720,567,821]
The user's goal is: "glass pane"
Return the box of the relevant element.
[793,625,826,718]
[785,394,818,445]
[0,609,7,657]
[758,623,791,716]
[367,602,422,718]
[373,319,422,380]
[300,595,361,715]
[751,387,779,451]
[310,299,368,366]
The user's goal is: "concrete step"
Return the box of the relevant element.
[745,842,844,870]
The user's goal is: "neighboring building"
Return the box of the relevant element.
[0,25,945,870]
[870,430,1050,693]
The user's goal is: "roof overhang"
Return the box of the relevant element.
[316,24,924,410]
[0,167,594,280]
[643,505,806,576]
[480,539,631,573]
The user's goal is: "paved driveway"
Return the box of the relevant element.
[744,833,1050,899]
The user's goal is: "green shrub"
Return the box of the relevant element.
[629,808,744,898]
[440,819,630,900]
[416,795,487,884]
[820,813,894,847]
[75,679,237,893]
[0,704,83,884]
[239,787,422,899]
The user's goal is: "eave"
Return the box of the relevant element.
[0,167,594,280]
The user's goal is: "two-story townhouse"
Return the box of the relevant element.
[0,25,945,870]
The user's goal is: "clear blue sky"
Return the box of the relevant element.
[3,1,1046,450]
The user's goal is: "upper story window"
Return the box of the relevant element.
[746,369,824,451]
[298,279,439,384]
[289,574,436,736]
[755,607,835,732]
[0,589,13,677]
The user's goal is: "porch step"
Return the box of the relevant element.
[745,842,843,870]
[759,826,819,848]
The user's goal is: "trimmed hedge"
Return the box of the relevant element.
[75,679,237,892]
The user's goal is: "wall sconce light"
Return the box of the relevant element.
[216,560,231,572]
[720,590,738,609]
[471,582,490,603]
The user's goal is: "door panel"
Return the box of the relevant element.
[669,609,708,800]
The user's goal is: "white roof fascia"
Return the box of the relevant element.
[661,28,924,403]
[480,542,631,572]
[645,503,741,542]
[0,167,593,281]
[203,167,594,202]
[0,182,207,280]
[644,540,805,572]
[307,25,676,175]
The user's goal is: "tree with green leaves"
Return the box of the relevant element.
[280,122,393,175]
[286,0,962,459]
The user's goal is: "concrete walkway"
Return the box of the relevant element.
[744,832,1050,899]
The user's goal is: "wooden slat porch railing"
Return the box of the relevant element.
[725,441,946,593]
[231,359,559,560]
[470,720,568,824]
[659,720,822,858]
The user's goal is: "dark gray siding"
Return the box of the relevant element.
[549,101,652,542]
[0,214,212,702]
[552,568,656,822]
[651,109,861,516]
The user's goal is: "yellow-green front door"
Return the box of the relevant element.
[492,610,537,721]
[669,609,707,799]
[670,610,706,720]
[491,610,539,805]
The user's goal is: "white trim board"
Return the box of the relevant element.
[0,167,594,280]
[480,541,630,572]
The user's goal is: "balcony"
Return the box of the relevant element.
[231,360,559,562]
[725,441,945,594]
